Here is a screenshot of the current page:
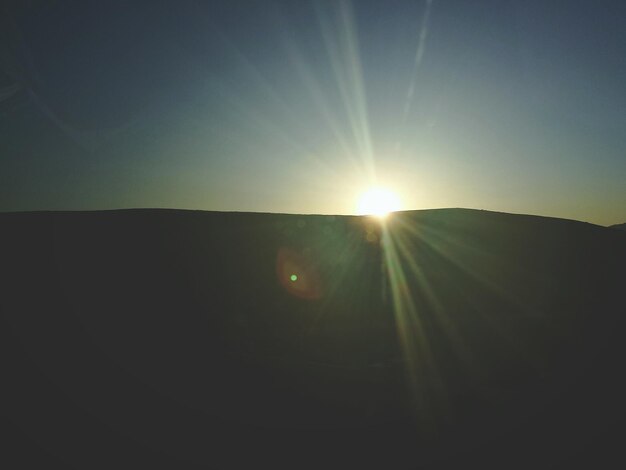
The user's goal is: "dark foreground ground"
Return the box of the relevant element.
[2,208,625,468]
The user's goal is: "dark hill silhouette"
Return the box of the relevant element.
[2,208,625,468]
[610,222,626,231]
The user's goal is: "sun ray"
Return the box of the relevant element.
[380,221,443,418]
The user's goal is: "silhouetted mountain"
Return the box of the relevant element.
[610,222,626,231]
[2,208,625,468]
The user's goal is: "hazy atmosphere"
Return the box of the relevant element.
[2,0,625,225]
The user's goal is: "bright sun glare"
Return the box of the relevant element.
[356,187,402,218]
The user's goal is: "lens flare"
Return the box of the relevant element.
[276,247,322,300]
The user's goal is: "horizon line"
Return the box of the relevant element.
[0,207,617,227]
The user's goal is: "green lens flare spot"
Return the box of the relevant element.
[290,274,298,282]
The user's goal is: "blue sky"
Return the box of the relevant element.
[1,0,625,225]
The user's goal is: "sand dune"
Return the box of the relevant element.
[2,208,625,468]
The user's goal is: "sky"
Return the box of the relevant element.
[1,0,625,225]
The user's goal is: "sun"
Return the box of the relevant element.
[356,187,402,218]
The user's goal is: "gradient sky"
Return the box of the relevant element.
[1,0,625,225]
